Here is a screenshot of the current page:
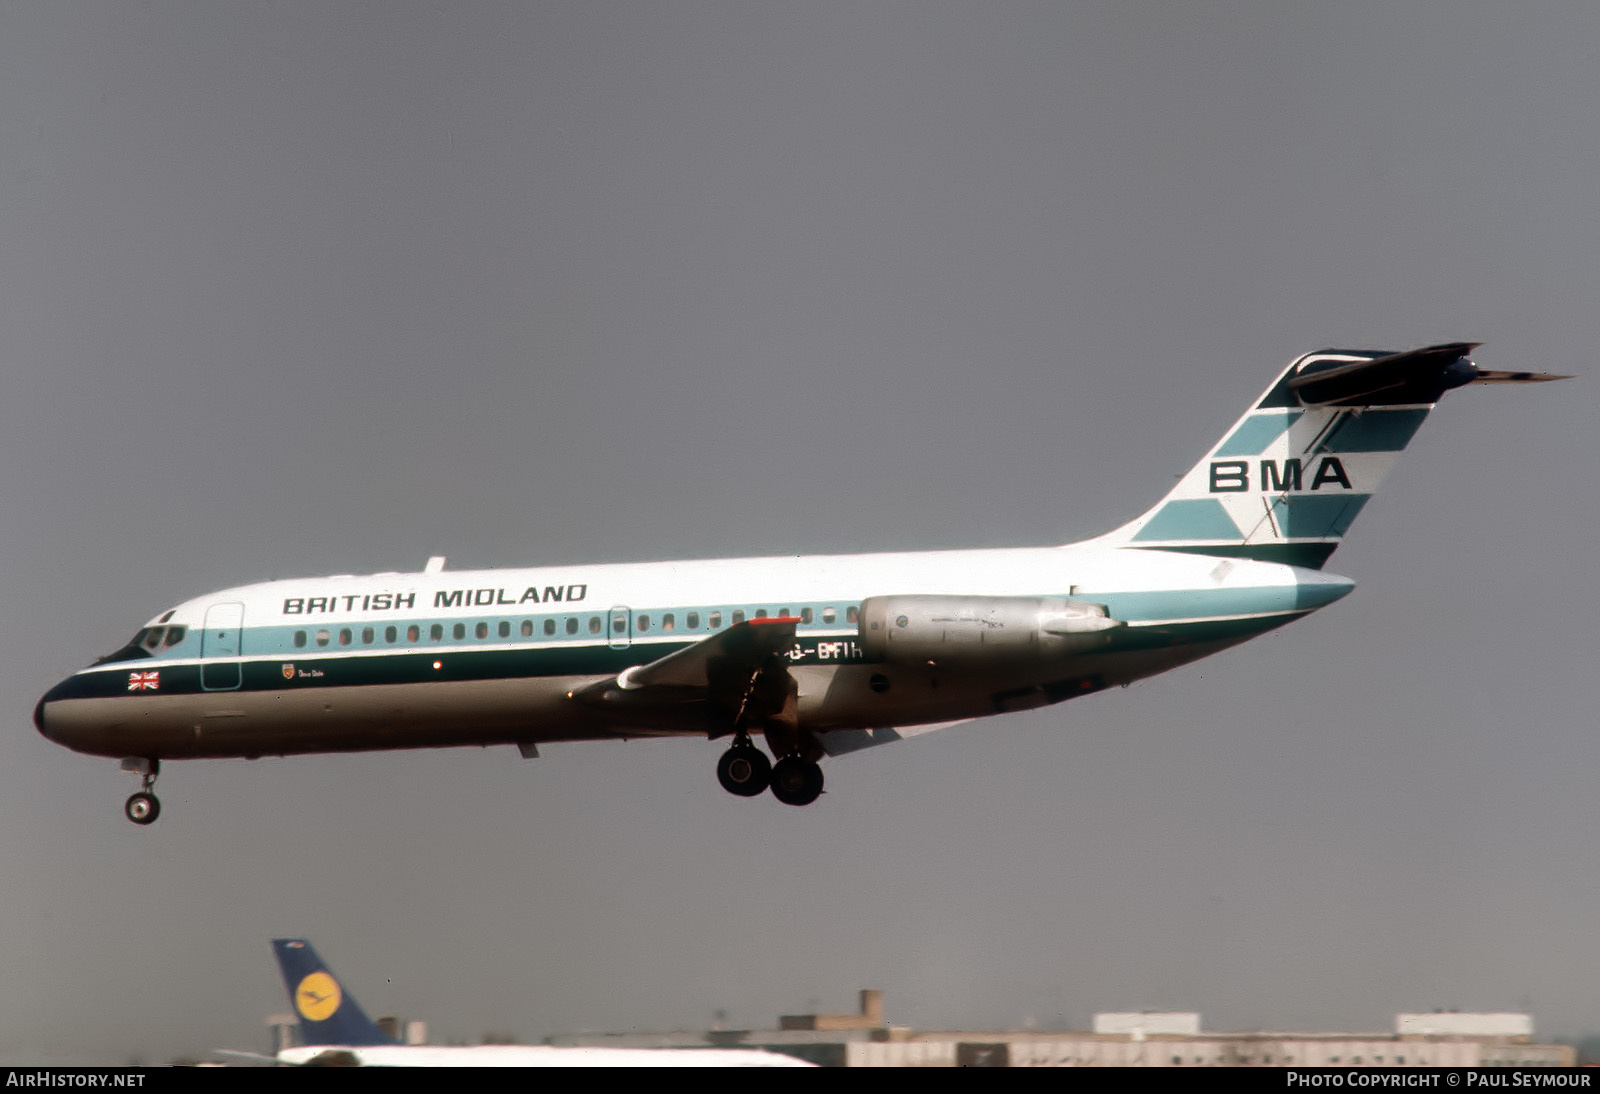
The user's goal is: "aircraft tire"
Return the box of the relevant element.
[717,746,771,797]
[769,756,823,807]
[125,791,160,825]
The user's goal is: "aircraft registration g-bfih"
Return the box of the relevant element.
[35,344,1564,824]
[218,939,813,1067]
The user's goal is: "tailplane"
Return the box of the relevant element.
[1097,343,1567,568]
[271,938,397,1047]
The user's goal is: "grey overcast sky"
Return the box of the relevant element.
[2,1,1596,1065]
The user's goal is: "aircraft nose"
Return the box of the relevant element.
[34,686,61,742]
[33,678,79,746]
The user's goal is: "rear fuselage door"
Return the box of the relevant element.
[201,602,244,691]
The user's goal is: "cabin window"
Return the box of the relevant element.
[165,626,186,647]
[407,625,421,642]
[476,622,488,639]
[316,630,331,647]
[589,616,603,635]
[846,605,858,623]
[822,607,836,624]
[362,627,375,644]
[430,624,443,641]
[686,612,699,629]
[339,628,352,646]
[731,610,745,625]
[800,607,813,624]
[662,613,675,631]
[521,620,533,638]
[544,618,556,636]
[566,617,578,635]
[294,631,307,648]
[385,625,397,643]
[754,609,768,619]
[708,612,721,629]
[637,615,650,632]
[779,608,790,619]
[453,623,466,640]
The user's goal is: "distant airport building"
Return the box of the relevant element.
[548,995,1576,1067]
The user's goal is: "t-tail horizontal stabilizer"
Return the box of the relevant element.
[1098,343,1569,568]
[1285,342,1569,407]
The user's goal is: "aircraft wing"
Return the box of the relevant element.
[572,618,801,736]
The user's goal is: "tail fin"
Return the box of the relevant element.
[1097,343,1567,568]
[271,939,397,1047]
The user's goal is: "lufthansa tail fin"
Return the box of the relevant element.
[1097,344,1567,569]
[271,938,397,1048]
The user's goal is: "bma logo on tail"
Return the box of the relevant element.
[1210,457,1352,493]
[1093,344,1571,567]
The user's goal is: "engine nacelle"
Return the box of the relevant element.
[857,595,1123,666]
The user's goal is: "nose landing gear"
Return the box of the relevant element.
[120,757,161,825]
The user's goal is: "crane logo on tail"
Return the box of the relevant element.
[295,971,342,1022]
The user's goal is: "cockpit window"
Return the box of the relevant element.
[141,627,166,650]
[93,630,155,665]
[164,626,186,647]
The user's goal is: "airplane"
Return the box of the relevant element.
[220,938,813,1066]
[34,343,1565,824]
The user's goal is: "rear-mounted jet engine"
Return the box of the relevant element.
[857,595,1124,666]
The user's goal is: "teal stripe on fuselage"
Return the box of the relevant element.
[1095,581,1351,623]
[136,600,861,663]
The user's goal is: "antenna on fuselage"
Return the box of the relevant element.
[424,556,447,573]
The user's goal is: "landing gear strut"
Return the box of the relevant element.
[121,758,161,825]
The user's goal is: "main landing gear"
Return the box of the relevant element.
[120,757,161,825]
[711,645,823,805]
[715,738,824,806]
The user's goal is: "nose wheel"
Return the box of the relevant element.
[125,791,160,825]
[120,758,161,826]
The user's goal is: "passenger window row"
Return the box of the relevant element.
[288,604,859,649]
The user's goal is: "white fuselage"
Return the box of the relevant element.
[35,542,1353,762]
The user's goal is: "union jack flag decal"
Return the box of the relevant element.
[128,671,160,691]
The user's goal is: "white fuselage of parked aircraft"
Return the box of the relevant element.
[34,344,1562,821]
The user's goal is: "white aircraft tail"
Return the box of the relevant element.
[1096,343,1566,569]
